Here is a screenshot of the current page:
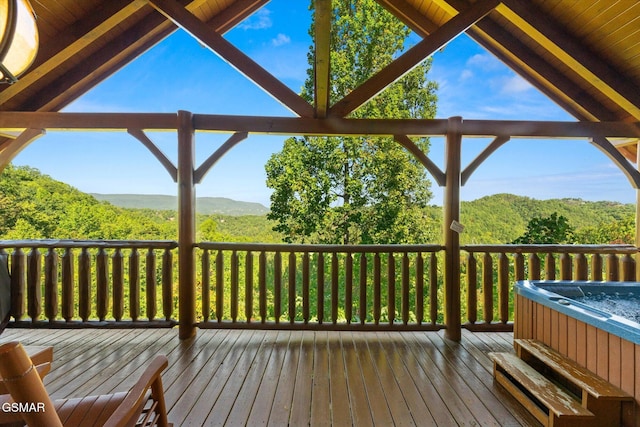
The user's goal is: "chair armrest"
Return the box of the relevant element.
[103,355,170,427]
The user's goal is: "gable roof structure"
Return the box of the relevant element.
[0,0,639,157]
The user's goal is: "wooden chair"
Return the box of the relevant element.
[0,342,172,427]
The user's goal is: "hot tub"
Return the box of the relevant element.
[515,280,640,425]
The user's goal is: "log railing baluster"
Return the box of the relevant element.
[560,253,572,280]
[607,253,619,281]
[466,252,477,325]
[216,250,224,322]
[96,248,109,321]
[387,252,395,325]
[245,251,253,323]
[259,251,267,323]
[27,247,41,322]
[591,253,603,281]
[288,252,296,323]
[44,248,58,323]
[78,248,91,322]
[317,252,325,324]
[230,250,239,322]
[429,252,438,324]
[545,252,556,280]
[527,253,540,280]
[201,249,210,322]
[574,253,588,281]
[498,253,509,324]
[10,248,25,321]
[145,249,156,321]
[482,252,493,324]
[61,248,73,322]
[112,248,124,322]
[331,253,338,324]
[273,251,282,323]
[302,252,310,323]
[401,252,410,325]
[373,253,381,325]
[129,248,140,321]
[358,253,367,325]
[621,254,635,281]
[415,252,424,325]
[162,248,173,321]
[345,252,353,324]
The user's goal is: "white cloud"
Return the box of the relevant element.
[498,75,533,95]
[272,33,291,47]
[239,8,272,30]
[466,53,499,70]
[459,69,473,81]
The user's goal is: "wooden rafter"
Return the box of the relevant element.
[148,0,314,118]
[0,0,265,111]
[433,0,620,122]
[376,0,439,35]
[498,0,640,119]
[0,0,150,107]
[314,0,332,118]
[329,0,500,118]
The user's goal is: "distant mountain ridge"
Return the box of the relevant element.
[91,194,269,216]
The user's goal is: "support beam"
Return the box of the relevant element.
[329,0,499,118]
[394,135,445,186]
[314,0,332,118]
[0,112,638,139]
[444,116,462,341]
[177,110,196,339]
[148,0,314,118]
[194,131,248,183]
[128,128,178,182]
[0,129,45,173]
[461,135,510,185]
[591,136,640,189]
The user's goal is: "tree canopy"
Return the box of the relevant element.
[265,0,438,244]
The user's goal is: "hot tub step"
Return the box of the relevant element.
[489,352,594,427]
[514,339,634,426]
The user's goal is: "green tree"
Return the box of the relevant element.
[266,0,438,244]
[512,212,575,244]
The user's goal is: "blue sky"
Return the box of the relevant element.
[12,0,637,207]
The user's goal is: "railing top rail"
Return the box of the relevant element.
[197,241,445,253]
[462,244,639,255]
[0,239,179,250]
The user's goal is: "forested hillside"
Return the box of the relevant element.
[0,165,634,244]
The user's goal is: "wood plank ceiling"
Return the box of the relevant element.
[1,0,639,156]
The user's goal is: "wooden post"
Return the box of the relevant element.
[178,110,196,339]
[444,116,462,341]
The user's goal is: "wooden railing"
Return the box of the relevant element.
[461,244,638,331]
[0,240,178,327]
[196,242,445,330]
[2,240,638,332]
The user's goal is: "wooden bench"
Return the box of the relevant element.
[489,351,594,427]
[514,339,634,426]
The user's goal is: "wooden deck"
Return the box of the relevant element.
[1,328,540,426]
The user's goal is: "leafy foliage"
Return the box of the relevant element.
[511,213,574,244]
[265,0,438,244]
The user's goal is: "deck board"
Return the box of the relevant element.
[1,328,541,426]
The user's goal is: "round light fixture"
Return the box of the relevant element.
[0,0,38,84]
